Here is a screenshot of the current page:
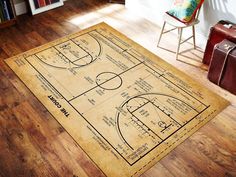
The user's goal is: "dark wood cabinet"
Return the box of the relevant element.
[0,0,17,29]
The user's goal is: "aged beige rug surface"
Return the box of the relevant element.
[6,22,229,177]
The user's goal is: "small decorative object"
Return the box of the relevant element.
[29,0,64,15]
[167,0,204,23]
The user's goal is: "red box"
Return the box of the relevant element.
[208,39,236,95]
[203,20,236,65]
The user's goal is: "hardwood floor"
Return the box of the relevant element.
[0,0,235,177]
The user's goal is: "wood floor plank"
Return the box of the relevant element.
[58,132,106,177]
[141,163,175,177]
[201,117,236,153]
[12,102,76,177]
[38,15,73,37]
[189,132,236,176]
[24,31,48,48]
[178,136,230,177]
[0,39,23,56]
[5,28,33,51]
[0,108,59,177]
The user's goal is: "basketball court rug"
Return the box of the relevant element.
[6,22,229,177]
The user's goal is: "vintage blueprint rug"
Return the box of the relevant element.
[6,22,229,177]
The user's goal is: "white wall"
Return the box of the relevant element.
[126,0,236,48]
[200,0,236,35]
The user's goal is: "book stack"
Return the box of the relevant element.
[0,0,15,23]
[33,0,60,9]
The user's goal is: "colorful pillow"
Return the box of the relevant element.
[167,0,204,23]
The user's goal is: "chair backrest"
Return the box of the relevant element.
[167,0,204,24]
[195,6,202,20]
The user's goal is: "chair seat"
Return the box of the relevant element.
[163,13,199,28]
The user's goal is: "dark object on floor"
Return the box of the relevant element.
[203,20,236,65]
[109,0,125,4]
[208,39,236,95]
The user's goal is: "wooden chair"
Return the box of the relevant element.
[157,7,202,60]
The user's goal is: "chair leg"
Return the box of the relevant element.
[176,28,183,60]
[157,21,166,47]
[192,25,196,49]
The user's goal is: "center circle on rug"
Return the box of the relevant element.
[95,72,123,90]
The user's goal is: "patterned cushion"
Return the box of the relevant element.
[167,0,204,23]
